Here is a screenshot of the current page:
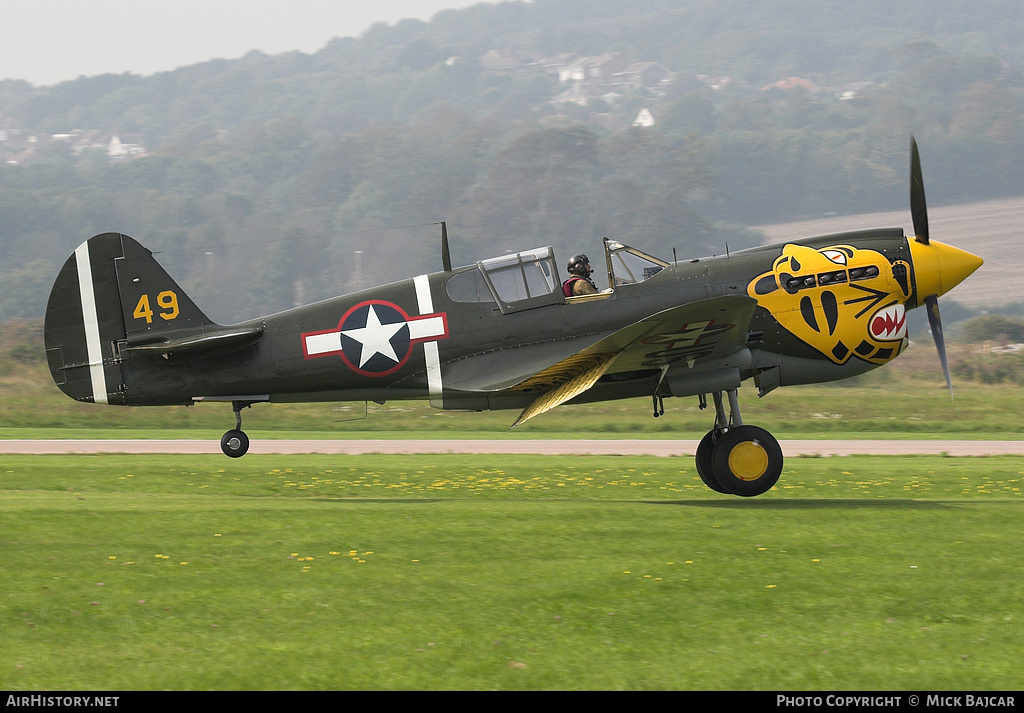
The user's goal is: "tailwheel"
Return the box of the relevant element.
[220,400,252,458]
[220,429,249,458]
[695,430,731,494]
[711,425,783,497]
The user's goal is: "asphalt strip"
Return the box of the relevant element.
[2,439,1024,456]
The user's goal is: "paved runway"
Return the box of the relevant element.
[3,439,1023,456]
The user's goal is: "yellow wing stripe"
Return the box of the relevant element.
[510,353,618,428]
[507,352,609,394]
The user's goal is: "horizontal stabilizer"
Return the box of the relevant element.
[124,324,264,355]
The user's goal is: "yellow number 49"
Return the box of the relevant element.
[133,291,179,323]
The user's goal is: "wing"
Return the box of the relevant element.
[439,332,615,394]
[509,294,758,426]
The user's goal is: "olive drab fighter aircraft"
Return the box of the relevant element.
[44,138,983,496]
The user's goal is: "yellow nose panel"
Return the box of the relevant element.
[747,244,911,365]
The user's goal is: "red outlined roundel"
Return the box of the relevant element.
[302,299,448,377]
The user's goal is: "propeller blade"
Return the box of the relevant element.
[910,136,930,245]
[925,294,953,399]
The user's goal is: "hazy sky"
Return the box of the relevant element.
[1,0,501,87]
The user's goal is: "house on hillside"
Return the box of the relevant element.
[837,81,882,101]
[47,129,147,161]
[558,53,629,88]
[0,114,23,144]
[698,75,750,93]
[479,49,544,74]
[613,62,674,91]
[632,108,655,128]
[552,83,588,107]
[106,134,146,159]
[761,76,819,93]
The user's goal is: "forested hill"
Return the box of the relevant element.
[1,0,1022,322]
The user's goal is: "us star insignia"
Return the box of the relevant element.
[302,300,448,376]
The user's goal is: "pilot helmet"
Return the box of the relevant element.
[567,254,592,277]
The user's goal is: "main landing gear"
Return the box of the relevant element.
[694,389,783,497]
[220,401,252,458]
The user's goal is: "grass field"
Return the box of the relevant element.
[3,452,1023,690]
[3,319,1024,690]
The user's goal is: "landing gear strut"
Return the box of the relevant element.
[694,389,783,497]
[220,401,251,458]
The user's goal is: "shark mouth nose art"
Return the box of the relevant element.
[869,304,907,341]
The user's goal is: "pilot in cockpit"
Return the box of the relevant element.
[562,253,598,297]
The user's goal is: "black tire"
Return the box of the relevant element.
[695,430,731,494]
[220,429,249,458]
[711,425,783,497]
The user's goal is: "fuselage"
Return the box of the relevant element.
[112,227,959,410]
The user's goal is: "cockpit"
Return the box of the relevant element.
[444,238,670,314]
[603,239,669,288]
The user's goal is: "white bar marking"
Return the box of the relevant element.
[407,315,446,340]
[414,275,443,400]
[75,242,108,404]
[304,331,342,357]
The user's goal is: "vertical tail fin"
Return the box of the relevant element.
[44,233,214,404]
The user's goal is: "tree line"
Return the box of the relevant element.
[1,0,1023,322]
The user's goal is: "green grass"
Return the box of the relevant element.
[3,453,1023,690]
[3,321,1024,689]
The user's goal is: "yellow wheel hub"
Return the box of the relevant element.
[728,440,769,481]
